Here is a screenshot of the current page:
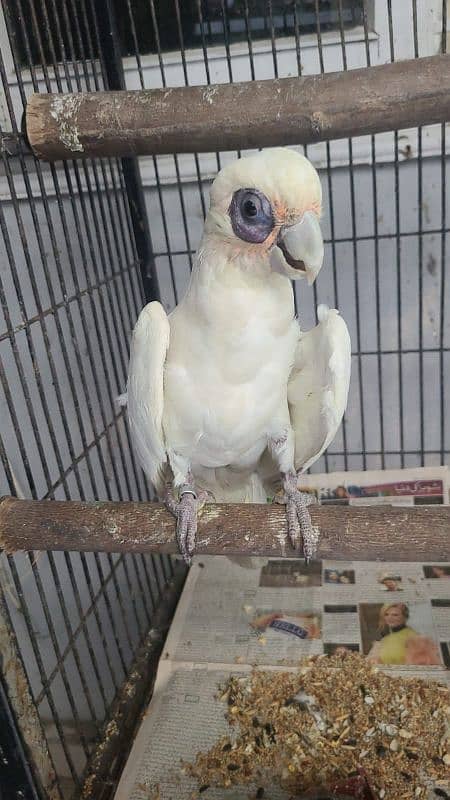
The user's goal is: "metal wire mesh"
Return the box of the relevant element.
[0,1,449,799]
[0,0,178,797]
[124,0,449,474]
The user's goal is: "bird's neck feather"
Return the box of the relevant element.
[181,235,295,327]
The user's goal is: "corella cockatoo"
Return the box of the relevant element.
[126,148,351,563]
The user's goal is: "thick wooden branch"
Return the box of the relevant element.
[0,496,449,561]
[25,55,450,161]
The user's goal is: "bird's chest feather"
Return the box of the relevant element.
[163,272,299,463]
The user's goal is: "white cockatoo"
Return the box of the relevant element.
[125,148,351,562]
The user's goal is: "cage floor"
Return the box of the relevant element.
[114,555,450,800]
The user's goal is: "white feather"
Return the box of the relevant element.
[127,301,169,494]
[127,149,350,503]
[162,241,299,497]
[288,306,351,473]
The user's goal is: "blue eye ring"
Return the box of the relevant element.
[229,188,274,244]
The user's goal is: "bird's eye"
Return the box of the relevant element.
[229,188,274,244]
[243,198,258,218]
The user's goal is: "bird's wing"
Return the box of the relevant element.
[289,304,351,473]
[126,301,170,494]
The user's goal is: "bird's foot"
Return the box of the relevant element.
[164,484,207,564]
[276,472,319,563]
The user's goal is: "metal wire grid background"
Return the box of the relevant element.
[135,0,450,471]
[135,0,449,476]
[0,0,449,799]
[0,0,178,798]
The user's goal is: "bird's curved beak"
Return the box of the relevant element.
[270,211,324,285]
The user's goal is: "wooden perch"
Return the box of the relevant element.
[25,54,450,161]
[0,496,449,561]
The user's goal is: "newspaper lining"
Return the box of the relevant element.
[115,467,450,800]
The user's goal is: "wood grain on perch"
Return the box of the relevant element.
[25,54,450,161]
[0,496,449,561]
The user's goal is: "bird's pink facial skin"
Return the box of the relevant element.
[208,151,324,282]
[227,199,321,262]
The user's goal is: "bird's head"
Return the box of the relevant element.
[204,148,323,285]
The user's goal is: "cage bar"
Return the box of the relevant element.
[1,0,450,797]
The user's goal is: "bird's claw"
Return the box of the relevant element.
[276,473,319,563]
[164,486,207,564]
